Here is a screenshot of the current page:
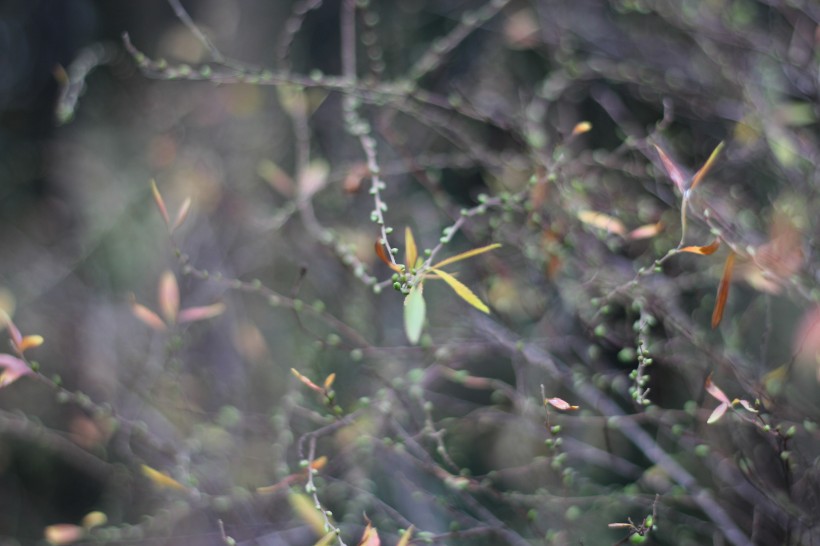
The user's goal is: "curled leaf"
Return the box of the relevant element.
[141,464,186,491]
[404,284,426,345]
[680,239,720,255]
[430,268,490,314]
[712,251,736,329]
[130,298,167,331]
[396,526,415,546]
[577,210,626,236]
[171,197,192,232]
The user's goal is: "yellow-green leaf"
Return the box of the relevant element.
[288,491,326,537]
[431,268,490,314]
[432,243,501,269]
[405,227,418,270]
[396,526,414,546]
[404,284,426,345]
[680,239,720,255]
[141,464,186,491]
[691,141,725,190]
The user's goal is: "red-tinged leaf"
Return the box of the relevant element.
[690,141,725,191]
[712,251,736,328]
[141,464,186,491]
[130,298,167,331]
[323,373,335,390]
[16,334,44,353]
[396,526,414,546]
[430,268,490,314]
[375,241,402,272]
[44,523,85,545]
[309,456,328,471]
[178,303,226,323]
[680,239,721,255]
[150,179,170,227]
[653,144,687,193]
[158,271,179,325]
[577,210,626,236]
[627,222,664,240]
[405,227,418,270]
[357,523,380,546]
[431,243,501,269]
[0,354,34,388]
[291,368,323,393]
[171,197,192,232]
[707,402,729,424]
[704,375,731,405]
[545,397,579,410]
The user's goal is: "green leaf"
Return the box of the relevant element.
[430,268,490,313]
[404,284,426,344]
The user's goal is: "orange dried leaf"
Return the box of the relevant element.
[141,464,186,491]
[712,251,736,328]
[16,334,44,353]
[430,268,490,314]
[405,227,418,269]
[577,210,626,236]
[691,141,725,191]
[150,179,170,227]
[431,243,501,269]
[571,121,592,136]
[680,239,721,255]
[396,526,414,546]
[158,271,179,325]
[653,144,687,193]
[375,241,402,272]
[291,368,323,393]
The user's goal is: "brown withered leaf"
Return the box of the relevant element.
[712,251,736,329]
[680,239,721,255]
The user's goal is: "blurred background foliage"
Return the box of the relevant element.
[1,0,819,545]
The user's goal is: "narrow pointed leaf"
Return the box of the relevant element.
[375,241,402,272]
[404,284,426,345]
[17,334,44,353]
[680,239,721,255]
[141,464,186,491]
[712,251,736,328]
[178,302,226,323]
[628,222,664,240]
[577,210,626,236]
[431,243,501,269]
[653,144,687,193]
[430,268,490,314]
[150,179,170,227]
[158,271,180,325]
[707,402,729,424]
[405,227,418,270]
[396,526,414,546]
[171,197,192,232]
[691,141,725,191]
[130,298,167,331]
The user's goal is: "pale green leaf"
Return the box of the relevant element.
[404,284,426,345]
[430,268,490,314]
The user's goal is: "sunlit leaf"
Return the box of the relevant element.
[704,375,731,405]
[178,303,226,323]
[431,268,490,314]
[158,271,179,325]
[44,523,85,545]
[712,251,736,329]
[357,522,380,546]
[690,141,725,191]
[291,368,323,393]
[577,210,626,236]
[150,179,170,227]
[16,334,44,353]
[431,243,501,269]
[375,241,402,272]
[171,197,192,232]
[707,402,729,424]
[680,239,720,255]
[653,144,687,193]
[571,121,592,136]
[288,491,326,537]
[627,222,664,240]
[257,159,294,197]
[141,464,186,491]
[129,298,167,331]
[405,227,418,270]
[545,397,579,410]
[0,354,33,388]
[396,526,415,546]
[404,284,426,345]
